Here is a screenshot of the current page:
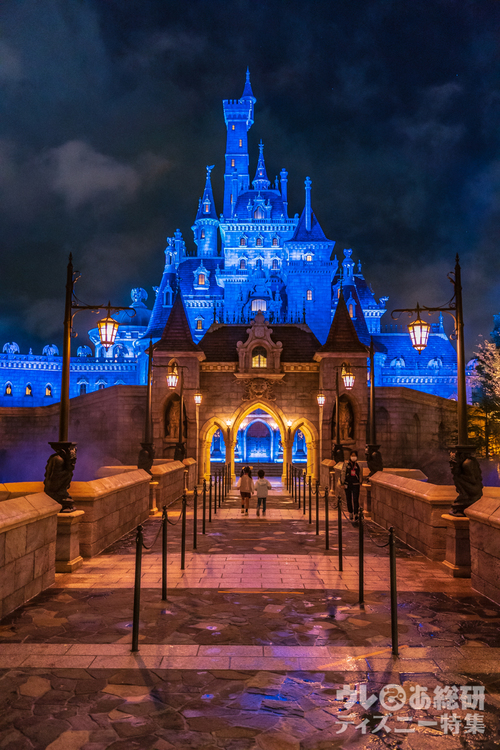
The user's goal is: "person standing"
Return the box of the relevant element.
[255,469,272,516]
[236,466,254,515]
[343,450,361,521]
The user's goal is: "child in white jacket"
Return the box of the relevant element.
[255,469,272,516]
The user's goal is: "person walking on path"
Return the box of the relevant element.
[342,450,361,521]
[236,466,254,515]
[255,469,272,516]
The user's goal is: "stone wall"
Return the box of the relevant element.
[375,387,457,481]
[370,473,455,560]
[69,470,151,557]
[95,460,193,510]
[0,385,146,483]
[0,492,60,618]
[466,490,500,605]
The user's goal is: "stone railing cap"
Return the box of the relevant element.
[0,492,60,534]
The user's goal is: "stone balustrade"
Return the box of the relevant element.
[370,473,454,560]
[465,489,500,605]
[95,459,196,510]
[0,492,60,618]
[69,470,151,558]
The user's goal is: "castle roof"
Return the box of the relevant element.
[233,189,287,221]
[155,291,202,353]
[318,290,368,354]
[200,323,321,362]
[241,68,256,102]
[288,206,331,243]
[195,166,217,221]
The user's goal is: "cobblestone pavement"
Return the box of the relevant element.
[1,483,500,749]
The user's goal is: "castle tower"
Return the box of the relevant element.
[192,165,219,257]
[252,141,271,190]
[222,69,256,218]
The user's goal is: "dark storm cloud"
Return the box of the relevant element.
[0,0,499,356]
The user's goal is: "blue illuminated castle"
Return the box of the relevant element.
[0,72,460,406]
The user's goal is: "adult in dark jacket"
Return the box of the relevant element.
[343,450,361,521]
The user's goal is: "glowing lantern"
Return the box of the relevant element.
[408,307,431,352]
[194,391,202,406]
[166,369,179,389]
[317,392,326,407]
[97,313,119,350]
[342,363,355,390]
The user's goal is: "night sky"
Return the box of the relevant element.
[0,0,499,358]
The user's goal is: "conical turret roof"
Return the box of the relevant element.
[195,165,218,221]
[155,290,202,353]
[252,141,271,191]
[317,289,369,354]
[241,67,256,102]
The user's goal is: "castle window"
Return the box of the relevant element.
[306,254,313,262]
[252,346,267,368]
[98,383,105,390]
[198,273,205,285]
[251,299,266,312]
[256,259,262,269]
[164,288,172,306]
[232,124,235,130]
[239,139,243,147]
[256,236,262,246]
[45,384,52,397]
[231,159,235,167]
[307,289,313,301]
[200,229,205,239]
[272,259,279,270]
[272,237,279,247]
[204,203,210,213]
[240,236,247,246]
[4,382,12,396]
[196,319,203,331]
[79,383,87,395]
[25,383,32,396]
[254,206,265,220]
[349,304,354,318]
[239,259,246,270]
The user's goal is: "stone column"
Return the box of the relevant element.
[55,510,84,573]
[440,513,471,578]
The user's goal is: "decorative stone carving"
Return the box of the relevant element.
[236,311,283,373]
[242,378,276,401]
[450,447,483,516]
[44,441,77,512]
[138,442,155,475]
[365,444,383,479]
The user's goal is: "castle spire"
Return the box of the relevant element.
[155,290,202,353]
[305,176,312,232]
[241,67,256,103]
[192,166,219,257]
[252,140,270,190]
[317,288,369,354]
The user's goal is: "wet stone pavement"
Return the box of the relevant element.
[1,482,500,749]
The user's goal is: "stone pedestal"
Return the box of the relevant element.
[440,514,471,578]
[361,483,372,519]
[149,481,159,515]
[55,510,84,573]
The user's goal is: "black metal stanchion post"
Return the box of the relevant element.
[389,527,399,656]
[303,471,306,516]
[286,463,289,492]
[219,468,222,507]
[209,475,212,523]
[324,488,330,550]
[358,508,364,605]
[161,506,167,600]
[181,492,187,571]
[222,465,225,499]
[337,495,343,572]
[298,468,301,510]
[193,486,198,550]
[131,525,143,652]
[202,479,206,534]
[315,480,320,536]
[214,471,218,515]
[308,475,312,524]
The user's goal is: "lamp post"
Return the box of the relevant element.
[194,391,202,477]
[366,338,383,479]
[392,255,482,515]
[166,364,186,461]
[44,254,134,511]
[317,392,325,477]
[138,340,155,475]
